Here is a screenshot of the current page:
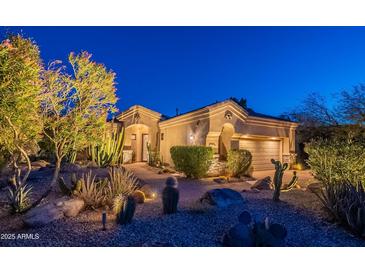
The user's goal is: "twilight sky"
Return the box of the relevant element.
[2,26,365,117]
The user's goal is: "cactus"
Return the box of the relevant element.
[58,174,83,196]
[114,195,136,225]
[132,190,146,204]
[223,210,287,247]
[162,177,179,214]
[282,171,299,192]
[58,177,72,196]
[89,127,126,167]
[271,159,288,201]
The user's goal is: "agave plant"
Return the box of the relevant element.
[106,167,139,204]
[315,181,365,237]
[89,127,125,167]
[7,183,33,213]
[75,171,106,208]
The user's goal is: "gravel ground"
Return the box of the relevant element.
[1,164,365,247]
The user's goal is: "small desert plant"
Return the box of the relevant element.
[271,159,288,201]
[305,138,365,185]
[170,146,213,179]
[75,171,106,208]
[114,194,136,225]
[162,177,179,214]
[7,181,33,213]
[227,149,252,177]
[223,210,287,247]
[88,127,126,167]
[314,181,365,237]
[106,167,139,201]
[147,142,161,167]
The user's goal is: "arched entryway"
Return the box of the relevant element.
[124,124,150,162]
[218,123,235,160]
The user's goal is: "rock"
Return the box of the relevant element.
[139,184,155,199]
[222,223,255,247]
[60,163,83,173]
[23,197,85,227]
[242,188,260,193]
[31,160,50,169]
[250,176,272,190]
[62,198,85,217]
[213,178,227,184]
[200,188,245,208]
[306,182,323,193]
[23,203,64,228]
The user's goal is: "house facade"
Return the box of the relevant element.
[116,99,298,171]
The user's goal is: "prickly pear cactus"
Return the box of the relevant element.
[271,159,288,201]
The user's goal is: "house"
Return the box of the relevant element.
[116,99,298,171]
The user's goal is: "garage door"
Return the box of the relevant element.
[239,139,281,171]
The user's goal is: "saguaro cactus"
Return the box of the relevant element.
[271,159,288,202]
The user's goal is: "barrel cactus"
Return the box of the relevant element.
[162,177,179,214]
[114,194,136,225]
[271,159,288,201]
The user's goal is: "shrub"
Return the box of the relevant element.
[106,167,139,200]
[305,138,365,185]
[227,149,252,177]
[314,182,365,237]
[170,146,213,179]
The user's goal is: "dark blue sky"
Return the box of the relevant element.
[2,27,365,117]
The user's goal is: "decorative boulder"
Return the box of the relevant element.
[222,223,255,247]
[200,188,245,208]
[132,190,146,204]
[23,203,64,228]
[250,176,272,190]
[23,197,85,228]
[61,198,85,217]
[31,160,50,169]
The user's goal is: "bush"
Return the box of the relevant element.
[227,149,252,177]
[170,146,213,179]
[305,138,365,185]
[315,182,365,237]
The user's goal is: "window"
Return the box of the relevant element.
[131,134,136,140]
[161,133,164,141]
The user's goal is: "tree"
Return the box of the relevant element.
[230,97,247,109]
[339,84,365,126]
[0,35,43,186]
[41,51,118,187]
[283,92,339,127]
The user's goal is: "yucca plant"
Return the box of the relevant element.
[7,183,33,213]
[89,127,125,167]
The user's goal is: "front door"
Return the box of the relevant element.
[142,134,149,162]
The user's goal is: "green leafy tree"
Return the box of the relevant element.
[0,35,43,186]
[41,51,118,187]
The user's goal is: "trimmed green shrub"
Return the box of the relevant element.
[227,149,252,177]
[305,138,365,185]
[170,146,213,179]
